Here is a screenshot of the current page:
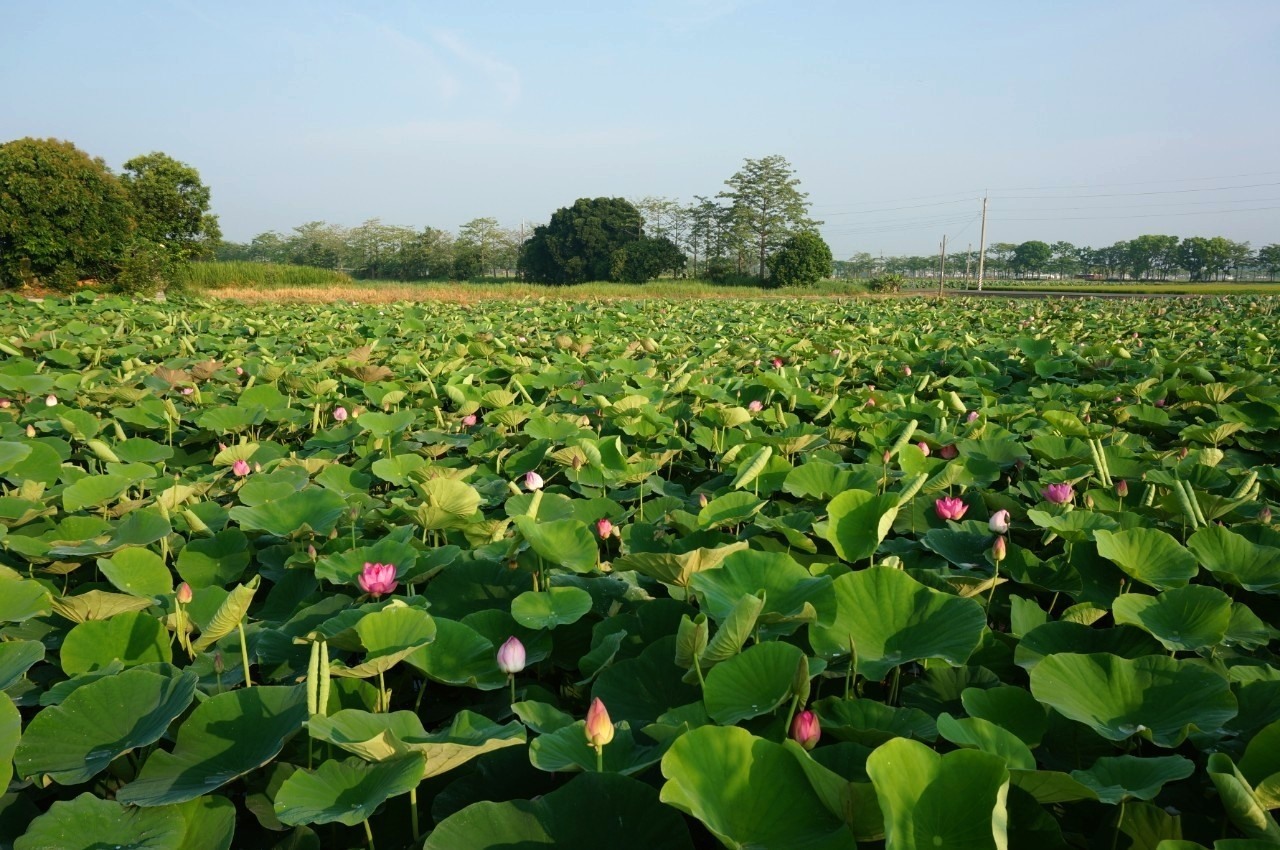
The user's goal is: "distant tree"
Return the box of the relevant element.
[1049,241,1077,278]
[457,217,509,277]
[1177,237,1215,281]
[611,235,686,283]
[0,137,136,290]
[519,197,643,284]
[1123,234,1180,280]
[1012,240,1052,277]
[452,244,485,280]
[719,155,819,278]
[1258,244,1280,280]
[120,152,220,266]
[766,231,833,287]
[287,221,347,270]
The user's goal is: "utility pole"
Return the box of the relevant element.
[937,234,947,298]
[976,194,988,291]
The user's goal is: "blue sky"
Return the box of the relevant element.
[3,0,1278,256]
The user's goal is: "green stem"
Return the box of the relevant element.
[509,674,517,707]
[987,563,999,621]
[782,693,801,742]
[237,622,252,688]
[595,745,604,773]
[409,787,420,843]
[1111,800,1125,850]
[378,670,387,712]
[363,818,375,850]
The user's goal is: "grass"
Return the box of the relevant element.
[966,281,1280,295]
[174,261,354,289]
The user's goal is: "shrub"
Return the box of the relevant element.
[867,273,906,293]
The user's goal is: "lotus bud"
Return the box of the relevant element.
[524,471,544,491]
[181,386,194,396]
[935,496,968,521]
[308,544,318,561]
[748,400,763,412]
[698,492,708,508]
[1115,479,1129,498]
[992,535,1007,563]
[333,406,348,422]
[1155,398,1166,408]
[967,410,980,423]
[232,459,250,477]
[1178,446,1188,459]
[1113,396,1122,403]
[462,413,477,427]
[882,450,892,464]
[1084,493,1095,509]
[585,698,615,748]
[496,636,526,675]
[903,365,912,376]
[0,398,10,408]
[916,441,930,457]
[790,710,821,751]
[938,444,958,460]
[989,509,1010,534]
[26,424,35,438]
[771,358,783,368]
[358,562,398,597]
[1041,483,1074,504]
[1259,506,1272,525]
[865,398,876,407]
[235,366,244,375]
[218,442,227,452]
[176,582,193,604]
[253,462,262,473]
[596,518,613,539]
[45,394,57,407]
[213,651,224,675]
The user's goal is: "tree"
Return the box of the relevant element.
[766,231,833,287]
[718,155,819,279]
[1258,244,1280,280]
[1012,241,1052,277]
[1049,241,1077,278]
[611,236,686,283]
[120,152,220,266]
[457,217,508,277]
[519,197,643,285]
[0,137,135,289]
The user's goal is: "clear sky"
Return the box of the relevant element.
[3,0,1278,257]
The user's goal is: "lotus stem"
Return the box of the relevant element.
[782,693,801,743]
[410,787,420,842]
[509,673,517,707]
[237,622,252,688]
[363,818,375,850]
[595,744,603,773]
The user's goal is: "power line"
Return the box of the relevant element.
[992,205,1280,222]
[994,181,1280,200]
[986,196,1280,213]
[989,170,1280,192]
[820,197,979,217]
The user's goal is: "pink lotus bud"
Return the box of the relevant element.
[1115,480,1129,498]
[308,544,318,560]
[1041,483,1074,504]
[748,400,763,412]
[235,366,244,376]
[45,394,57,407]
[232,459,251,477]
[903,365,912,376]
[865,398,876,407]
[596,517,613,539]
[938,444,958,460]
[26,424,36,437]
[176,582,193,604]
[916,441,930,457]
[214,651,224,675]
[517,335,527,343]
[771,358,783,368]
[333,406,348,422]
[496,636,526,675]
[832,349,842,357]
[698,492,708,508]
[790,710,821,750]
[967,410,980,423]
[462,414,477,427]
[0,399,10,408]
[935,496,968,521]
[1113,396,1122,404]
[989,509,1010,534]
[992,535,1007,562]
[181,387,194,396]
[1155,398,1166,408]
[524,471,544,491]
[585,698,615,748]
[1178,446,1188,459]
[1260,506,1272,525]
[218,442,227,451]
[358,562,398,597]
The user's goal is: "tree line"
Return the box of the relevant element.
[839,236,1280,282]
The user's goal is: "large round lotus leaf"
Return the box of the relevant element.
[512,516,598,573]
[173,796,236,850]
[175,529,250,588]
[936,712,1036,770]
[308,709,525,779]
[865,736,1010,850]
[97,547,173,599]
[689,549,833,637]
[354,409,416,438]
[1206,754,1280,842]
[1026,508,1120,543]
[529,720,662,776]
[660,725,850,850]
[1111,585,1233,652]
[510,586,592,629]
[0,640,44,690]
[814,697,938,747]
[229,488,349,536]
[592,637,700,727]
[703,640,806,725]
[329,604,436,679]
[782,739,884,841]
[370,453,427,485]
[809,566,986,680]
[1186,526,1280,594]
[1069,755,1195,804]
[13,793,186,850]
[611,542,749,588]
[15,668,198,785]
[698,490,766,529]
[404,617,506,690]
[1013,622,1163,671]
[0,576,52,623]
[60,610,172,675]
[61,473,131,513]
[961,686,1047,747]
[427,771,694,849]
[1094,528,1198,590]
[824,489,900,563]
[117,685,308,806]
[1007,770,1098,804]
[314,537,418,587]
[405,477,482,531]
[1029,653,1237,748]
[1240,718,1280,793]
[0,692,18,792]
[3,440,61,486]
[274,756,424,826]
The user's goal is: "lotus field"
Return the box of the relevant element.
[3,291,1280,850]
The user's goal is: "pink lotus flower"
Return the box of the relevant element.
[772,358,783,368]
[791,710,821,751]
[596,517,613,538]
[989,510,1010,534]
[358,562,398,597]
[916,441,930,457]
[462,414,477,427]
[1260,507,1272,524]
[935,496,968,521]
[524,471,544,491]
[496,636,526,675]
[235,366,244,376]
[0,398,9,408]
[181,386,194,396]
[1115,480,1129,498]
[938,444,958,460]
[992,535,1007,562]
[1154,398,1166,408]
[44,394,57,407]
[333,406,348,422]
[748,400,763,412]
[176,582,193,604]
[1113,396,1123,404]
[698,492,708,508]
[232,459,251,477]
[865,398,876,407]
[1041,483,1074,504]
[585,698,615,748]
[903,365,912,376]
[967,410,980,423]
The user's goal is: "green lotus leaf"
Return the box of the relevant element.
[511,586,593,629]
[512,516,598,573]
[307,709,524,778]
[117,685,307,806]
[1239,719,1280,809]
[1029,653,1237,747]
[327,603,436,678]
[0,441,32,473]
[529,719,663,775]
[1186,525,1280,594]
[593,637,701,727]
[1111,585,1233,652]
[660,725,850,850]
[703,640,807,725]
[689,549,833,637]
[51,589,154,623]
[427,772,694,849]
[191,576,259,653]
[697,490,766,529]
[611,542,748,588]
[15,668,198,785]
[405,617,506,689]
[61,473,132,513]
[1094,528,1198,590]
[314,536,419,587]
[2,440,61,486]
[229,488,349,536]
[936,712,1036,770]
[13,793,186,850]
[274,756,424,826]
[60,610,173,675]
[865,736,1010,850]
[783,740,884,842]
[175,528,250,588]
[1069,755,1195,804]
[1026,508,1120,543]
[1007,770,1099,804]
[961,686,1047,747]
[0,639,44,689]
[1207,753,1280,842]
[0,575,52,623]
[402,477,482,530]
[172,796,236,850]
[355,409,416,438]
[1013,621,1164,671]
[809,565,987,680]
[370,453,427,485]
[97,547,173,599]
[824,489,900,563]
[0,692,18,791]
[814,696,938,746]
[784,461,866,500]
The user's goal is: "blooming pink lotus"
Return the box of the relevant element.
[596,517,614,539]
[748,400,763,412]
[935,496,968,521]
[524,471,544,491]
[791,710,821,750]
[181,386,194,396]
[358,562,397,597]
[333,406,348,422]
[232,459,251,477]
[496,636,526,675]
[1041,483,1074,504]
[585,698,615,748]
[989,509,1010,534]
[938,444,958,460]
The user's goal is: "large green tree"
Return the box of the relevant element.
[1012,240,1052,277]
[766,231,832,287]
[519,197,643,284]
[718,155,819,279]
[611,235,686,283]
[120,152,220,265]
[0,137,136,289]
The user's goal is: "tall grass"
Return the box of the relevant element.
[174,261,353,290]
